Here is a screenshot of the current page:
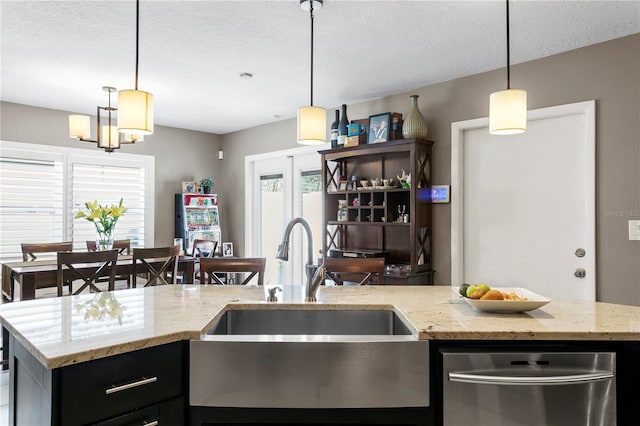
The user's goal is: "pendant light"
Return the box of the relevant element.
[297,0,326,145]
[489,0,527,135]
[118,0,154,136]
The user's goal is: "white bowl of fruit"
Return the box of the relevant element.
[457,283,550,313]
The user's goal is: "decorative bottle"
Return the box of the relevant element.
[337,104,349,146]
[330,110,339,148]
[402,95,428,139]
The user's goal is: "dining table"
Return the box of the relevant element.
[1,255,196,302]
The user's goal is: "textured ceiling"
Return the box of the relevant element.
[1,0,639,134]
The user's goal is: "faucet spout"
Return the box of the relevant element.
[276,217,321,302]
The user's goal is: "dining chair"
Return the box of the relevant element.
[199,257,266,285]
[323,257,385,286]
[21,242,73,261]
[132,246,180,287]
[191,239,217,258]
[21,241,74,296]
[86,239,132,288]
[86,239,131,255]
[191,239,217,283]
[56,249,119,296]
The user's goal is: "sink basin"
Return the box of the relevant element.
[206,308,411,336]
[191,307,429,410]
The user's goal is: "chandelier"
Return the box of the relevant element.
[68,0,153,152]
[69,86,141,153]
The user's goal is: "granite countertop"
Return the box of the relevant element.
[2,284,640,369]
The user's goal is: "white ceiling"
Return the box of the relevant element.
[1,0,639,135]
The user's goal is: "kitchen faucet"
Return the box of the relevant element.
[275,217,325,302]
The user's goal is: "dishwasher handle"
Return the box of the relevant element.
[449,370,614,386]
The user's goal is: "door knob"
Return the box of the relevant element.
[574,268,586,278]
[575,248,586,258]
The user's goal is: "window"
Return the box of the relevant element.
[0,141,154,263]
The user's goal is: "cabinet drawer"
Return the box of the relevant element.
[93,396,184,426]
[59,341,186,426]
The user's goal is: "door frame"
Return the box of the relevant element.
[450,100,596,292]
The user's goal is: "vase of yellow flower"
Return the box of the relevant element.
[75,199,127,251]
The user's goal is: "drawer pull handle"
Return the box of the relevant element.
[143,421,158,426]
[105,376,158,394]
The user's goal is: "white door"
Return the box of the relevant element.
[245,146,325,286]
[451,101,595,301]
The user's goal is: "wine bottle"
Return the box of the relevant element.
[330,110,339,148]
[338,104,349,147]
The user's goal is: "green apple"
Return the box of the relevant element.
[466,283,490,298]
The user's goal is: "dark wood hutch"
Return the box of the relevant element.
[319,138,434,284]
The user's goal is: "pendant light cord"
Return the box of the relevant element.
[506,0,510,90]
[309,1,315,106]
[135,0,140,90]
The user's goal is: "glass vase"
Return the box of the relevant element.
[95,227,115,251]
[402,95,428,139]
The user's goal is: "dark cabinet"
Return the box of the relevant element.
[9,336,187,426]
[319,138,434,284]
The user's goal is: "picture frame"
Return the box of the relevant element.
[338,181,348,191]
[182,181,199,193]
[222,242,234,257]
[368,112,392,144]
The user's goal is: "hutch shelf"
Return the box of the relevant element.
[319,138,435,285]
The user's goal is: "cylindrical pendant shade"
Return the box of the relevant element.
[117,89,154,135]
[69,115,91,139]
[489,89,527,135]
[99,125,120,150]
[297,105,327,145]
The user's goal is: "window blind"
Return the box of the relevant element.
[0,156,64,262]
[71,163,146,251]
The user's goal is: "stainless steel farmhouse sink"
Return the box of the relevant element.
[190,307,430,409]
[206,308,412,336]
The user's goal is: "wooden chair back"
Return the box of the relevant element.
[86,239,131,255]
[323,257,385,285]
[191,239,217,283]
[132,246,180,287]
[86,239,132,287]
[199,257,266,285]
[191,239,217,258]
[56,249,119,296]
[22,242,73,261]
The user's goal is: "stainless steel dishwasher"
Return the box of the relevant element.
[442,351,616,426]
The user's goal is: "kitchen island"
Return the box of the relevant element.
[2,285,639,425]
